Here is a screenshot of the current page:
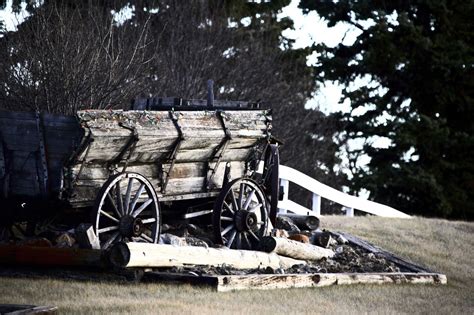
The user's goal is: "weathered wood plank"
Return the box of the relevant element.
[71,164,160,180]
[165,177,204,193]
[143,272,447,292]
[159,191,220,202]
[81,137,257,163]
[78,110,268,138]
[214,272,448,291]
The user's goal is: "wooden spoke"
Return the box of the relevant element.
[242,232,251,249]
[248,230,260,242]
[223,201,234,214]
[141,218,156,224]
[102,232,120,250]
[248,203,262,213]
[99,210,119,223]
[226,229,237,248]
[140,234,153,242]
[107,193,121,218]
[230,188,239,212]
[132,199,153,217]
[129,183,145,213]
[238,183,245,208]
[235,233,242,248]
[221,224,235,236]
[124,178,134,214]
[115,182,124,216]
[98,225,119,233]
[243,189,255,210]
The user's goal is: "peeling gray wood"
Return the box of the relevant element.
[143,272,447,292]
[0,109,267,204]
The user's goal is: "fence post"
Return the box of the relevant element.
[312,193,321,216]
[343,207,354,217]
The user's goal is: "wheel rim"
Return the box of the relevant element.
[213,178,268,249]
[262,144,279,225]
[93,172,160,250]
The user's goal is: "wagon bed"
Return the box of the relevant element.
[0,107,275,250]
[0,109,270,206]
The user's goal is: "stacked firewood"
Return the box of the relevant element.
[107,214,342,271]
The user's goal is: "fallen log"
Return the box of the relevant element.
[278,214,320,231]
[0,245,103,267]
[310,231,334,248]
[109,242,306,270]
[260,236,334,261]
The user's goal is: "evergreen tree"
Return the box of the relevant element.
[300,0,474,219]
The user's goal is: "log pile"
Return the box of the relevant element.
[108,242,305,270]
[0,213,447,291]
[259,236,334,260]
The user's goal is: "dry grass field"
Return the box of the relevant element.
[0,216,473,314]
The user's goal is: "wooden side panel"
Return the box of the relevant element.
[76,110,268,164]
[42,113,83,193]
[66,110,268,204]
[0,111,82,198]
[68,160,247,205]
[0,113,40,197]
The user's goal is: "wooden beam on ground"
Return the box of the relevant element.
[109,242,306,270]
[143,272,447,292]
[75,223,100,250]
[0,245,103,268]
[334,232,433,273]
[260,236,334,260]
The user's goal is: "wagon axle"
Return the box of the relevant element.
[234,210,258,232]
[119,215,144,238]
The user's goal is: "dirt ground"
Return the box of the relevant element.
[0,216,472,314]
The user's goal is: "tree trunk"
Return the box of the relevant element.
[260,236,334,261]
[109,242,306,270]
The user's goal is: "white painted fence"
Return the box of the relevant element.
[277,165,411,218]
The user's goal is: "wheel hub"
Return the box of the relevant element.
[234,210,258,232]
[119,215,144,238]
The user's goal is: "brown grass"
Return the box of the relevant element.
[0,216,473,314]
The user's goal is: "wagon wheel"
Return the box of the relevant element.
[261,144,280,225]
[213,178,268,249]
[93,172,160,250]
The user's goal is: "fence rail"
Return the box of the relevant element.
[277,165,411,218]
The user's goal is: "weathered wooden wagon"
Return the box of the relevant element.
[0,97,280,250]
